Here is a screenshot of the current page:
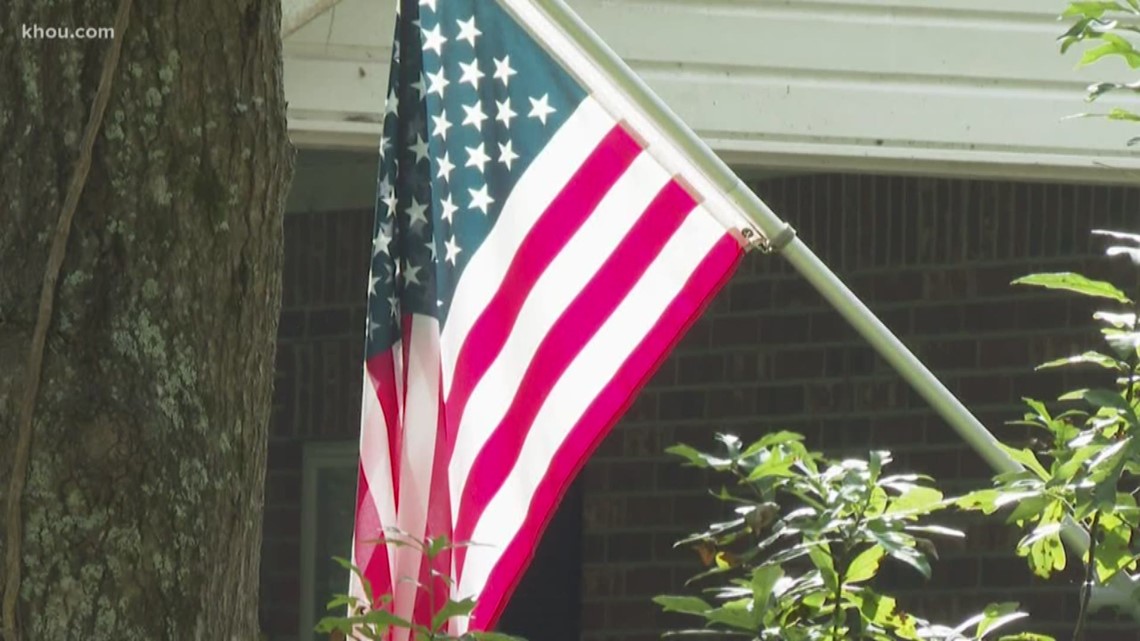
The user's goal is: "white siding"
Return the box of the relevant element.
[284,0,1140,183]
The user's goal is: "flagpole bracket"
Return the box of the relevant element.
[744,223,796,254]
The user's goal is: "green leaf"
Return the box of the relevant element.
[869,530,932,579]
[807,542,838,592]
[741,431,804,457]
[998,443,1051,480]
[749,565,782,606]
[1075,388,1133,414]
[1006,494,1050,525]
[1092,228,1140,245]
[332,556,376,606]
[716,433,743,457]
[997,633,1057,641]
[1036,351,1124,371]
[886,486,944,515]
[426,534,451,559]
[704,598,759,630]
[1093,517,1137,581]
[653,595,713,615]
[431,597,477,631]
[1080,32,1140,67]
[956,489,1001,514]
[467,632,528,641]
[745,453,798,481]
[1063,1,1133,18]
[860,592,899,627]
[1011,273,1131,303]
[666,444,731,470]
[1108,106,1140,120]
[1094,310,1138,328]
[1018,502,1068,578]
[904,524,965,538]
[1106,245,1140,264]
[976,602,1028,637]
[845,545,885,584]
[357,608,416,631]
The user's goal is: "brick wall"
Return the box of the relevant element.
[579,175,1140,641]
[259,174,1140,640]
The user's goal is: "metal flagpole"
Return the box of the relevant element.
[524,0,1140,616]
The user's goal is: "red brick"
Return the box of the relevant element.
[675,353,724,385]
[710,316,759,346]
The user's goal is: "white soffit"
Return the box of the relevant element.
[283,0,1140,184]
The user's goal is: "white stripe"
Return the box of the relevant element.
[456,207,725,599]
[390,315,441,641]
[447,152,671,520]
[355,365,397,592]
[498,0,756,238]
[439,96,615,397]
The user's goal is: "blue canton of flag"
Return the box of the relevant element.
[367,0,583,358]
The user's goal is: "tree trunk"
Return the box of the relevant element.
[0,1,293,639]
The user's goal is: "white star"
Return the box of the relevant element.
[528,94,556,125]
[461,101,488,132]
[387,293,399,315]
[411,73,426,95]
[411,135,429,163]
[458,59,485,89]
[465,143,491,173]
[436,152,455,182]
[377,176,392,202]
[426,68,449,97]
[498,140,519,170]
[425,239,437,261]
[384,91,399,115]
[373,228,392,256]
[440,194,458,223]
[421,24,447,55]
[419,0,436,11]
[469,184,494,214]
[404,263,422,286]
[431,111,452,140]
[406,198,429,226]
[456,16,482,47]
[379,132,391,156]
[445,236,462,265]
[368,273,381,296]
[381,189,397,214]
[493,56,517,87]
[495,98,516,128]
[368,317,381,335]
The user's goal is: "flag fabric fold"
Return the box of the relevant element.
[351,0,751,636]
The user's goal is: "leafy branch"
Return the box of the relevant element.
[316,532,524,641]
[657,434,1050,641]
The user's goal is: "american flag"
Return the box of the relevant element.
[351,0,752,636]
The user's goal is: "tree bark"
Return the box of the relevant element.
[0,1,293,639]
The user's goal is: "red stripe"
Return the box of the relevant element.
[452,180,698,580]
[410,369,454,632]
[443,126,641,455]
[366,349,401,507]
[470,234,743,630]
[354,465,393,607]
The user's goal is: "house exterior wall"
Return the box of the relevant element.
[258,169,1140,640]
[283,0,1140,182]
[576,174,1140,641]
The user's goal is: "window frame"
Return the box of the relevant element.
[299,440,359,641]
